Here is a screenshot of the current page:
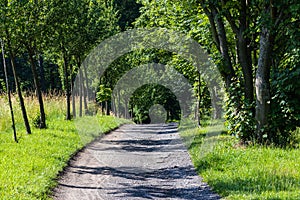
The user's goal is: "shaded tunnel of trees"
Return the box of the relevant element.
[0,0,299,146]
[129,84,181,124]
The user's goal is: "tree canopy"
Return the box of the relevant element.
[0,0,299,146]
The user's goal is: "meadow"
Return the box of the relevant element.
[181,121,300,200]
[0,94,129,199]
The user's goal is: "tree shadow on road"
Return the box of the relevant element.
[58,164,220,199]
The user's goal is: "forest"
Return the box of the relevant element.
[0,0,299,199]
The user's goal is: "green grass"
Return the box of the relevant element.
[2,94,299,199]
[181,121,300,200]
[0,95,130,199]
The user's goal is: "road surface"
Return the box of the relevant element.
[53,124,221,200]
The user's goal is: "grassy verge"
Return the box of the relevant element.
[181,121,300,200]
[0,95,130,199]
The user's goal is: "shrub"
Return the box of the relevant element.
[224,78,256,142]
[269,51,300,147]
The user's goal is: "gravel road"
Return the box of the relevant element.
[53,124,221,200]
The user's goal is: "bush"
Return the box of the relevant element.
[224,78,256,142]
[269,51,300,147]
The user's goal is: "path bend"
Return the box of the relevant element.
[53,124,220,200]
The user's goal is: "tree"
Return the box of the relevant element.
[72,0,120,117]
[45,0,120,120]
[0,0,31,134]
[19,0,47,128]
[265,1,300,145]
[44,0,75,120]
[134,0,300,144]
[1,38,17,142]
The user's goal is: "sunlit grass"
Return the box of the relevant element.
[0,94,67,134]
[181,120,300,199]
[0,94,130,199]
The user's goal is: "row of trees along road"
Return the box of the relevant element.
[133,0,300,146]
[0,0,119,137]
[0,0,299,146]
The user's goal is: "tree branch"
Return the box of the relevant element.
[220,0,239,35]
[201,5,221,52]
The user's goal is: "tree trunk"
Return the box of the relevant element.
[4,28,31,134]
[105,101,109,115]
[111,95,115,115]
[62,50,71,120]
[38,54,46,92]
[255,26,273,142]
[83,65,89,114]
[238,0,253,105]
[72,79,76,119]
[79,69,83,117]
[124,100,128,119]
[196,73,201,127]
[210,85,222,119]
[71,64,76,118]
[10,51,31,134]
[1,39,17,142]
[131,104,134,119]
[211,6,236,89]
[237,32,254,104]
[28,48,47,128]
[221,0,254,106]
[117,89,121,118]
[203,5,236,90]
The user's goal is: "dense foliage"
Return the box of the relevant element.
[0,0,299,146]
[133,0,300,146]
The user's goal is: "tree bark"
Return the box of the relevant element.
[210,85,222,119]
[239,0,253,104]
[83,64,89,114]
[211,6,236,89]
[79,69,83,117]
[105,101,109,115]
[28,47,47,128]
[255,0,279,142]
[255,27,273,142]
[38,54,46,92]
[72,77,76,119]
[117,89,121,118]
[196,73,201,127]
[1,39,17,142]
[4,26,31,134]
[220,0,254,103]
[236,32,254,104]
[202,3,236,89]
[10,51,31,134]
[71,63,76,119]
[62,49,71,120]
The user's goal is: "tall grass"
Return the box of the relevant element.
[0,93,66,134]
[0,94,130,199]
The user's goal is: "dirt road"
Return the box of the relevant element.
[53,124,220,200]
